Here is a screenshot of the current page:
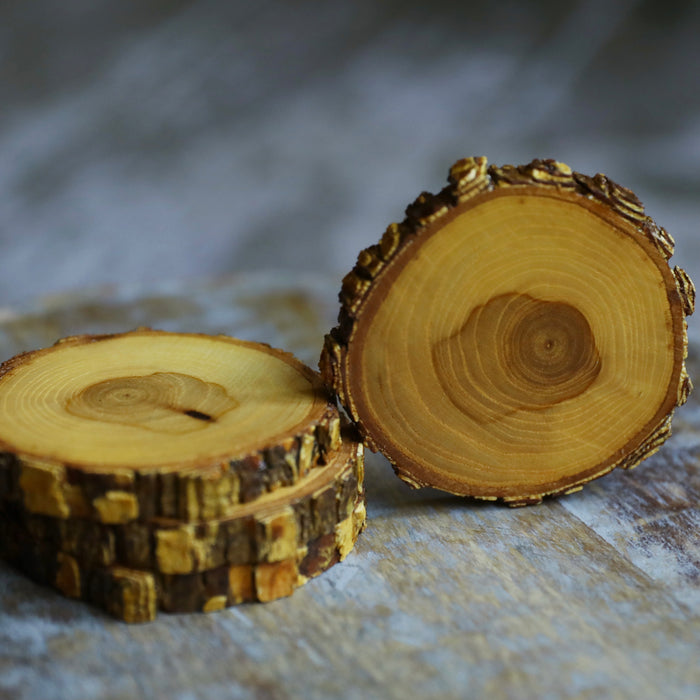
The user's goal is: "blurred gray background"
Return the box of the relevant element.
[0,0,698,319]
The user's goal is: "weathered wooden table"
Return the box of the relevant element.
[1,274,698,699]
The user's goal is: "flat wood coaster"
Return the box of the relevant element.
[0,437,364,575]
[0,329,341,523]
[0,440,366,622]
[321,157,695,505]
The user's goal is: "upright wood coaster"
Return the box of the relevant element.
[0,330,342,523]
[321,157,695,505]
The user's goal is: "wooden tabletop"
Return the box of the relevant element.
[1,274,698,700]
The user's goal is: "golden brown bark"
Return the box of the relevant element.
[0,436,365,621]
[1,438,363,574]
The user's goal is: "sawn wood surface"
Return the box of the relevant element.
[0,274,698,699]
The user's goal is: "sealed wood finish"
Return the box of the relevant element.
[0,330,342,523]
[321,158,695,504]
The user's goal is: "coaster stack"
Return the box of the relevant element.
[0,330,365,622]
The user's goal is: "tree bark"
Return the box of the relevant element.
[1,437,363,574]
[0,433,365,621]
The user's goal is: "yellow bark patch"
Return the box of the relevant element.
[255,559,298,602]
[203,595,227,613]
[55,553,81,598]
[93,491,139,524]
[19,460,69,518]
[155,527,195,574]
[111,567,157,624]
[257,508,298,563]
[228,564,254,604]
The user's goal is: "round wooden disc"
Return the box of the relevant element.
[321,158,695,505]
[0,330,342,522]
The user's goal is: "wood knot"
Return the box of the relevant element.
[433,293,601,424]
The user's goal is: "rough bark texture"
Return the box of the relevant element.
[320,157,695,505]
[0,330,342,523]
[0,440,365,621]
[0,439,364,575]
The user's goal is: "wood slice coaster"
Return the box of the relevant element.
[321,157,695,506]
[0,438,365,622]
[0,330,342,523]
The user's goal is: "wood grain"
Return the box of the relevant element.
[0,330,342,523]
[0,275,698,698]
[321,158,694,504]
